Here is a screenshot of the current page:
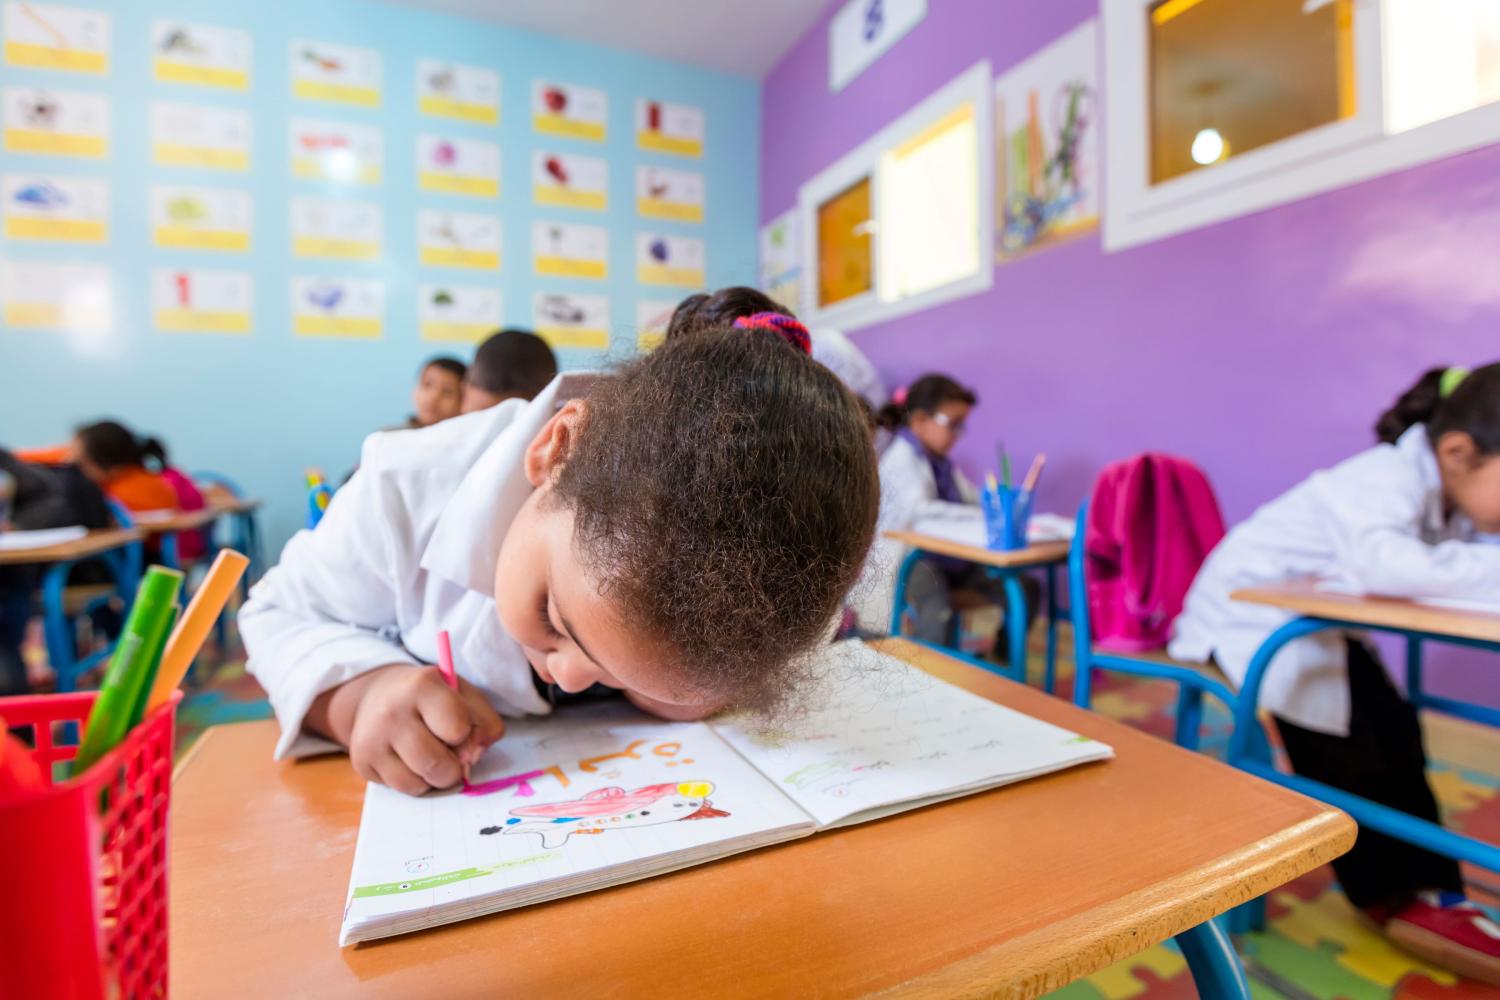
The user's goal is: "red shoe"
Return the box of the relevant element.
[1385,892,1500,986]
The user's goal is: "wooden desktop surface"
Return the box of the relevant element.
[883,530,1070,570]
[170,639,1353,998]
[1232,580,1500,645]
[0,527,141,566]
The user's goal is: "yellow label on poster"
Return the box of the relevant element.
[291,155,381,185]
[420,320,492,343]
[294,315,380,338]
[4,216,104,242]
[3,302,59,327]
[292,237,379,260]
[418,171,498,198]
[537,325,607,349]
[153,225,250,251]
[419,95,495,124]
[154,142,249,171]
[637,130,701,157]
[156,308,250,334]
[636,196,702,223]
[4,40,105,73]
[535,255,606,280]
[637,330,664,351]
[417,246,499,270]
[154,61,248,90]
[535,185,606,211]
[532,113,604,142]
[3,128,104,157]
[293,79,379,107]
[638,263,704,287]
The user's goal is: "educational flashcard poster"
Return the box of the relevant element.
[2,86,106,157]
[151,267,251,335]
[290,119,382,185]
[2,174,106,242]
[0,259,109,333]
[416,209,501,270]
[533,291,607,350]
[291,277,383,338]
[290,38,381,108]
[150,101,250,171]
[418,283,501,343]
[994,19,1099,261]
[533,221,607,280]
[417,134,500,198]
[150,184,251,252]
[531,80,606,142]
[151,20,251,91]
[636,99,703,157]
[636,165,703,223]
[636,233,704,288]
[532,151,606,212]
[635,298,676,352]
[759,208,801,316]
[290,198,382,261]
[417,59,499,125]
[3,2,108,74]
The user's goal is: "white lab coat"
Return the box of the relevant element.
[1169,425,1500,736]
[850,433,979,631]
[241,374,600,759]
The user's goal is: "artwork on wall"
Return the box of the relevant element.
[291,277,384,338]
[534,291,608,350]
[151,267,252,335]
[533,221,608,279]
[416,59,498,124]
[290,198,383,261]
[417,209,501,269]
[533,151,607,211]
[290,118,382,185]
[532,79,606,142]
[3,2,109,74]
[636,232,704,288]
[416,134,501,198]
[0,258,110,333]
[151,101,250,171]
[993,19,1099,261]
[150,184,252,252]
[151,20,251,91]
[2,174,107,242]
[3,86,107,157]
[636,165,703,223]
[634,298,677,351]
[758,208,801,316]
[290,38,381,108]
[635,99,703,157]
[418,283,502,343]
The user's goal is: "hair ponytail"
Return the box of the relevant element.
[1377,362,1500,453]
[138,436,168,471]
[1375,368,1446,445]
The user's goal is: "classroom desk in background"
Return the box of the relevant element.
[884,529,1071,691]
[170,638,1354,998]
[135,499,263,570]
[1227,580,1500,876]
[0,528,142,692]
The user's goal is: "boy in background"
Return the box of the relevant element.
[462,329,558,413]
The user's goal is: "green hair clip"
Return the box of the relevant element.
[1440,366,1471,399]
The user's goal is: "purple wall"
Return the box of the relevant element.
[763,0,1500,704]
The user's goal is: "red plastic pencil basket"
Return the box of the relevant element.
[0,690,180,1000]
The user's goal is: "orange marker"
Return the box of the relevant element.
[145,550,249,712]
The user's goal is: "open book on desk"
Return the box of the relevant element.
[340,640,1112,945]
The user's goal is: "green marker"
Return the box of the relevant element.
[72,566,184,777]
[125,603,179,729]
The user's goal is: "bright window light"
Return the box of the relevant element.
[876,102,979,302]
[1384,0,1500,133]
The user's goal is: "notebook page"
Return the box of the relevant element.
[340,703,812,944]
[712,641,1112,829]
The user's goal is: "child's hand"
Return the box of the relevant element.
[306,664,506,795]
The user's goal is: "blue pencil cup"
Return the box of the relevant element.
[981,486,1033,551]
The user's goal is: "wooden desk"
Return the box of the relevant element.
[170,639,1353,998]
[1232,580,1500,645]
[884,530,1071,691]
[0,527,141,566]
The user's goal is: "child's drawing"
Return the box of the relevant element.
[479,781,729,849]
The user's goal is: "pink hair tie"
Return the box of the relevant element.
[732,311,811,355]
[892,385,909,406]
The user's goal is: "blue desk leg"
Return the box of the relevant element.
[887,549,925,637]
[1176,919,1251,999]
[1001,571,1028,685]
[161,531,181,571]
[1044,563,1059,695]
[40,560,77,693]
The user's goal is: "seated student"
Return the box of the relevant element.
[853,376,1040,650]
[461,329,558,414]
[240,318,878,796]
[74,421,208,559]
[407,356,467,429]
[1171,364,1500,984]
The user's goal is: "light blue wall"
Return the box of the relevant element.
[0,0,761,555]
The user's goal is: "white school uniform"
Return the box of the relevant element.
[850,432,979,631]
[1168,425,1500,736]
[241,373,599,759]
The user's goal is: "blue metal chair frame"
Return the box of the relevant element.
[37,506,143,693]
[887,545,1063,689]
[1227,616,1500,874]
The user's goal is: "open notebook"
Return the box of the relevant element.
[339,640,1112,945]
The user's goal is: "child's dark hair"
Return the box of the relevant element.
[1376,363,1500,453]
[875,374,977,430]
[468,329,558,400]
[551,325,878,712]
[665,287,791,341]
[75,420,168,472]
[422,355,467,381]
